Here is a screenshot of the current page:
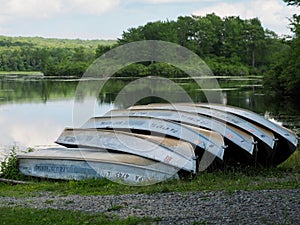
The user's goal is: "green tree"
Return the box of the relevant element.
[221,16,244,60]
[95,44,113,58]
[119,26,145,44]
[148,62,185,78]
[0,36,112,75]
[192,14,223,56]
[177,16,196,48]
[243,18,266,68]
[264,0,300,95]
[118,14,281,77]
[114,63,149,77]
[283,0,300,6]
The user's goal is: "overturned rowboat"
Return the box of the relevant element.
[131,104,276,149]
[105,108,256,164]
[136,103,298,166]
[130,104,282,166]
[194,103,298,165]
[81,116,226,161]
[18,148,179,185]
[56,128,197,173]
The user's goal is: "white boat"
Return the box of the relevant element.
[194,103,299,165]
[130,104,276,150]
[18,148,179,185]
[82,116,226,161]
[56,128,197,173]
[105,108,255,154]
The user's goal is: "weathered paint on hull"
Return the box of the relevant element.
[154,103,298,165]
[131,131,222,172]
[18,148,179,185]
[131,104,276,151]
[105,109,255,155]
[81,116,225,161]
[131,133,197,161]
[55,129,197,173]
[197,103,298,147]
[194,103,299,165]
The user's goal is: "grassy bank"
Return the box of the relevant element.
[0,151,298,224]
[0,207,156,225]
[0,168,299,198]
[0,151,299,198]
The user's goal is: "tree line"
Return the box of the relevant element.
[118,14,281,77]
[0,37,115,76]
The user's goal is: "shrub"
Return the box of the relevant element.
[0,147,23,180]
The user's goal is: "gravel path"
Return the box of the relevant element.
[1,189,299,224]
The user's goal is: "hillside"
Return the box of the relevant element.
[0,36,117,75]
[0,35,116,48]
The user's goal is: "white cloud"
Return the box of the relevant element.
[67,0,120,15]
[0,0,120,24]
[143,0,220,4]
[144,0,199,2]
[0,0,62,19]
[143,0,217,3]
[193,0,300,35]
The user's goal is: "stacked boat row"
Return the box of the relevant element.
[18,103,299,185]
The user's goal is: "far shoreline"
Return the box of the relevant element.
[0,71,44,76]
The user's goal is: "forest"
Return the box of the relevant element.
[0,0,299,95]
[0,36,116,76]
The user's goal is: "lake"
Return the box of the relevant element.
[1,74,299,162]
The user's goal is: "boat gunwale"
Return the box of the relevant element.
[105,108,255,154]
[195,103,299,147]
[55,128,197,172]
[131,104,276,150]
[82,116,226,160]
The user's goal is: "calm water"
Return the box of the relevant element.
[1,74,299,161]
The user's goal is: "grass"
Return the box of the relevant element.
[0,171,297,224]
[0,151,299,198]
[0,151,298,224]
[107,204,126,212]
[0,207,155,225]
[279,150,300,171]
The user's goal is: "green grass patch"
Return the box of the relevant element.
[278,150,300,171]
[107,204,126,212]
[0,155,298,224]
[0,165,299,198]
[1,151,299,197]
[0,207,153,225]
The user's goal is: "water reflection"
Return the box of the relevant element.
[0,77,116,160]
[0,78,78,104]
[0,100,74,148]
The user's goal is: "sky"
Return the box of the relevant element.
[0,0,299,40]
